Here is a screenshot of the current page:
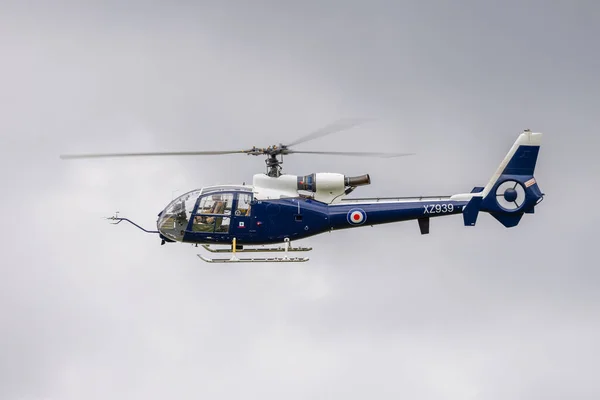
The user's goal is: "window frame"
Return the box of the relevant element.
[190,192,235,234]
[234,192,254,217]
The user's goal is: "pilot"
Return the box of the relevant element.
[175,210,187,225]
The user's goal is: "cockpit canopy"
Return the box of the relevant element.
[157,185,253,242]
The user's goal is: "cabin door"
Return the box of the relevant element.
[230,193,256,239]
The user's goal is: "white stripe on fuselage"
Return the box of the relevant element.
[332,197,454,205]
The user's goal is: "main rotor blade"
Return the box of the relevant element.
[60,150,247,159]
[287,150,415,158]
[284,118,373,147]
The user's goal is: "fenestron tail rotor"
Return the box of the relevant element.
[59,119,414,176]
[495,180,526,211]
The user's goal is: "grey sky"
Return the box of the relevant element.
[1,1,599,399]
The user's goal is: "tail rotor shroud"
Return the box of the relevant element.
[495,180,526,211]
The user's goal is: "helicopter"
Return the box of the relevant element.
[60,119,545,263]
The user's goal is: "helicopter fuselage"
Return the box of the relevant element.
[157,187,468,246]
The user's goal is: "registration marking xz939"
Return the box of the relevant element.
[423,203,454,214]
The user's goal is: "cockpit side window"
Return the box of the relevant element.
[235,193,253,216]
[197,193,233,215]
[192,193,234,233]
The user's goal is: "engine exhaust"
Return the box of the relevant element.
[345,174,370,187]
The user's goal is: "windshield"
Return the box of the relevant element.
[157,189,202,241]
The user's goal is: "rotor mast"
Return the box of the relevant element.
[266,153,282,177]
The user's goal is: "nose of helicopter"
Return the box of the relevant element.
[156,189,202,242]
[156,208,186,242]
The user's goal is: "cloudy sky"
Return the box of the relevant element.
[1,1,599,399]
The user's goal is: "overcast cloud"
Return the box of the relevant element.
[1,1,599,399]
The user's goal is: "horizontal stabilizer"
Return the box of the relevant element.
[463,196,483,226]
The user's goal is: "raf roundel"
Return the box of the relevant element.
[347,208,367,225]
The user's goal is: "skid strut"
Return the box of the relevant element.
[198,238,309,263]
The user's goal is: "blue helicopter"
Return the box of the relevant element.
[60,120,544,263]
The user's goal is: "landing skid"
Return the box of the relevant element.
[198,238,310,263]
[198,254,309,263]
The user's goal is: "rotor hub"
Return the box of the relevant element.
[503,188,518,202]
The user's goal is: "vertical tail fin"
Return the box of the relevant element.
[480,130,543,198]
[454,130,545,228]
